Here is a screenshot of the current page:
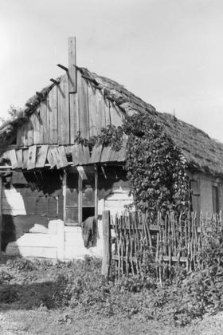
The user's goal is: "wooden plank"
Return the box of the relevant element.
[47,147,56,168]
[48,85,58,144]
[77,144,84,165]
[89,144,102,163]
[9,149,18,169]
[117,139,127,162]
[16,149,23,168]
[100,146,112,163]
[78,171,82,224]
[69,93,78,144]
[32,111,40,144]
[101,210,111,279]
[40,101,48,144]
[57,146,69,168]
[58,74,70,144]
[82,145,90,164]
[50,147,62,169]
[22,149,28,169]
[16,124,25,146]
[109,148,119,162]
[68,37,77,93]
[27,119,34,146]
[104,98,111,127]
[27,145,37,170]
[71,144,79,166]
[78,73,89,139]
[96,89,106,132]
[88,84,98,136]
[94,166,98,221]
[36,145,49,168]
[110,103,123,127]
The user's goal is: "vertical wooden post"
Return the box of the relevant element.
[63,171,67,224]
[78,170,83,225]
[94,165,98,221]
[0,176,2,260]
[57,219,65,260]
[68,36,78,143]
[68,37,77,93]
[102,210,111,279]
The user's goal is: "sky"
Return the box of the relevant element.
[1,0,223,141]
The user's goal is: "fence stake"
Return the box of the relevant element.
[102,210,111,279]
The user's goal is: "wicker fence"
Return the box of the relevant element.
[101,210,223,281]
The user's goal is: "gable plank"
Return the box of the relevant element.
[110,103,123,127]
[71,144,79,166]
[22,149,28,169]
[69,93,78,144]
[27,119,34,146]
[97,89,106,132]
[104,98,111,127]
[32,111,40,144]
[89,144,102,163]
[47,147,56,168]
[82,145,90,164]
[40,101,48,144]
[36,145,49,168]
[78,74,89,139]
[27,145,37,170]
[88,83,98,137]
[16,124,25,146]
[57,146,69,168]
[16,149,23,168]
[48,85,58,144]
[100,146,113,163]
[9,150,18,169]
[58,74,70,145]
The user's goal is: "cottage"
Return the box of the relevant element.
[1,37,223,260]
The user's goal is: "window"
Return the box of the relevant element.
[64,166,97,225]
[212,186,219,214]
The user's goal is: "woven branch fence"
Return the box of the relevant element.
[101,210,223,281]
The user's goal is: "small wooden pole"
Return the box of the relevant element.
[0,176,3,260]
[102,210,111,279]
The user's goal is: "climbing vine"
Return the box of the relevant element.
[74,116,190,214]
[74,125,124,151]
[123,114,190,214]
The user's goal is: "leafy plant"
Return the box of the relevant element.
[123,114,190,214]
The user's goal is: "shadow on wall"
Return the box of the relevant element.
[1,215,16,252]
[1,170,64,252]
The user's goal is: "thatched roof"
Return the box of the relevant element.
[1,66,223,176]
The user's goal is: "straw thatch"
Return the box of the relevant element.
[1,67,223,176]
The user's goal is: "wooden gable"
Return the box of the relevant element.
[15,70,123,147]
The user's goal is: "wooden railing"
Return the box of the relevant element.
[101,210,223,280]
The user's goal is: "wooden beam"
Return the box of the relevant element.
[63,172,67,224]
[50,78,59,85]
[94,165,98,221]
[101,210,111,279]
[68,37,77,93]
[0,176,2,259]
[57,64,68,72]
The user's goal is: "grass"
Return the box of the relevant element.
[1,256,223,335]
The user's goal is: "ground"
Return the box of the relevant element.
[1,308,223,335]
[1,256,223,335]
